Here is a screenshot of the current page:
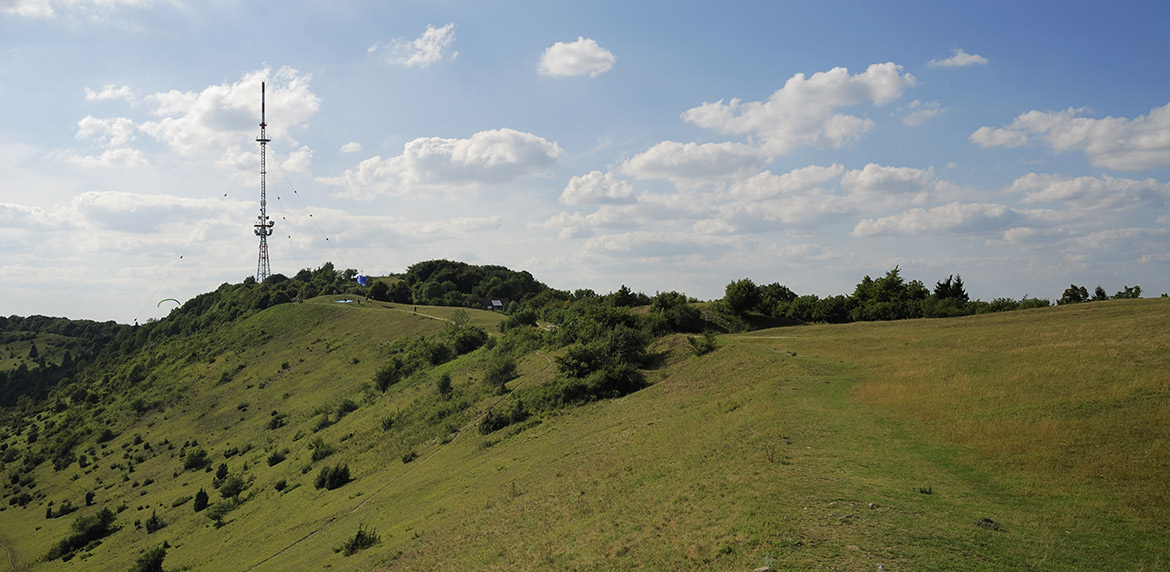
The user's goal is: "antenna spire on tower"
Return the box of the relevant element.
[254,80,274,281]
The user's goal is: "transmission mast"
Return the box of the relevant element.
[254,81,274,281]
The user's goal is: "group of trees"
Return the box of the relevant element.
[723,268,1055,324]
[1058,284,1142,305]
[390,259,547,308]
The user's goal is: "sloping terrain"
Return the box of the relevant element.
[2,298,1168,571]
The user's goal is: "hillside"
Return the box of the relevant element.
[1,296,1168,571]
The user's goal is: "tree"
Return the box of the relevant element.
[724,278,761,315]
[193,488,209,512]
[436,372,453,398]
[1059,284,1090,305]
[132,545,167,572]
[933,275,969,302]
[1092,285,1109,301]
[1114,285,1142,299]
[368,281,390,301]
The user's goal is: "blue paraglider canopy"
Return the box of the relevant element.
[357,275,368,287]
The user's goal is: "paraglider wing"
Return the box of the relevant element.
[158,298,180,308]
[357,275,368,287]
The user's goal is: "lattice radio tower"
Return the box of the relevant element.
[254,81,275,281]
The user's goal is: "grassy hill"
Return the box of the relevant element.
[1,297,1167,571]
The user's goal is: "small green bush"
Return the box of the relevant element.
[336,524,379,556]
[315,464,351,490]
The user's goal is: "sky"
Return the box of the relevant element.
[2,0,1169,323]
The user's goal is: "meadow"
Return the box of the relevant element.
[1,297,1166,571]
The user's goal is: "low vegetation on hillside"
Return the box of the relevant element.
[0,260,1164,571]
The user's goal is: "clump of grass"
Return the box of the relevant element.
[335,524,379,556]
[975,517,1002,531]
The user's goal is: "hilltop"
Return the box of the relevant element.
[0,264,1167,571]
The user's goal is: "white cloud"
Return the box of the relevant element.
[727,164,844,200]
[69,190,239,233]
[60,147,148,168]
[1009,173,1170,210]
[969,125,1029,148]
[559,170,635,205]
[928,48,988,68]
[281,145,312,173]
[852,202,1027,237]
[620,141,767,184]
[971,103,1170,170]
[84,84,139,105]
[340,141,362,153]
[681,62,916,154]
[319,128,563,198]
[370,23,457,69]
[902,100,945,126]
[538,37,616,78]
[75,115,136,146]
[581,231,738,259]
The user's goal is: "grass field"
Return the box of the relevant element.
[1,298,1167,571]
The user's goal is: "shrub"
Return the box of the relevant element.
[144,509,165,533]
[193,488,209,512]
[315,463,351,490]
[337,524,379,556]
[46,507,116,561]
[482,354,518,394]
[267,449,288,466]
[687,331,719,355]
[436,373,453,398]
[309,437,334,462]
[131,545,167,572]
[182,447,209,471]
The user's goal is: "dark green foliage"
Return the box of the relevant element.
[687,331,719,355]
[724,278,762,315]
[403,259,547,308]
[219,474,248,501]
[436,372,453,398]
[650,291,702,333]
[850,267,929,321]
[337,524,379,556]
[267,449,287,466]
[336,399,359,418]
[131,545,167,572]
[1115,285,1142,299]
[1059,284,1090,305]
[479,398,530,434]
[482,354,518,394]
[182,447,208,471]
[193,488,209,512]
[46,507,117,561]
[933,275,969,302]
[144,509,165,533]
[213,462,228,486]
[309,437,335,462]
[368,280,390,301]
[374,357,406,392]
[1093,285,1109,301]
[500,308,538,332]
[315,463,351,490]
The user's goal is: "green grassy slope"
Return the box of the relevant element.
[2,298,1168,571]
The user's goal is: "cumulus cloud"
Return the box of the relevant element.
[340,141,362,153]
[928,48,988,68]
[319,128,563,198]
[369,23,457,68]
[76,115,136,146]
[538,37,616,77]
[681,62,916,155]
[281,145,312,173]
[970,103,1170,170]
[727,164,845,200]
[69,190,235,233]
[840,163,950,208]
[902,100,945,126]
[969,125,1029,148]
[620,141,767,184]
[581,231,737,259]
[852,202,1028,237]
[559,170,635,205]
[84,84,139,105]
[139,67,320,156]
[60,147,147,168]
[1009,173,1170,210]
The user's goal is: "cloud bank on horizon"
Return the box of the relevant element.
[2,1,1168,322]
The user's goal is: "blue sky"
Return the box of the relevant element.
[2,0,1169,323]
